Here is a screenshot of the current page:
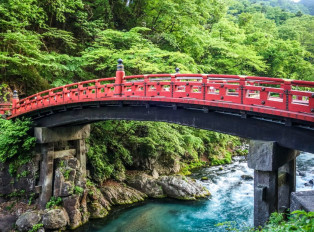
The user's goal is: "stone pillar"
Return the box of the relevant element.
[38,143,54,209]
[74,139,87,177]
[253,170,278,227]
[35,125,90,209]
[247,140,298,227]
[278,158,296,213]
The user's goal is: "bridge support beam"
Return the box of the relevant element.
[35,125,90,209]
[248,140,298,227]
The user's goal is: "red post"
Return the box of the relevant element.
[239,76,246,104]
[115,59,125,96]
[283,80,292,111]
[12,90,19,115]
[202,75,208,100]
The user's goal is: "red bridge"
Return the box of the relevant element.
[1,59,314,153]
[1,59,314,227]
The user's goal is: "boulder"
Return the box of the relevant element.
[241,175,253,181]
[16,211,41,232]
[0,214,17,232]
[42,208,69,230]
[88,202,108,219]
[100,181,147,205]
[63,195,82,229]
[131,154,180,175]
[151,169,159,179]
[126,172,165,198]
[158,175,210,200]
[87,185,111,210]
[80,190,90,224]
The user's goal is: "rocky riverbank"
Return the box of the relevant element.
[0,155,210,232]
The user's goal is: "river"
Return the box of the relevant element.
[76,152,314,232]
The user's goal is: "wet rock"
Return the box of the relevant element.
[305,180,314,186]
[88,202,108,219]
[0,214,17,232]
[298,171,306,177]
[42,208,69,230]
[241,175,253,181]
[63,195,82,229]
[87,185,111,210]
[158,175,210,200]
[100,181,147,205]
[126,172,165,198]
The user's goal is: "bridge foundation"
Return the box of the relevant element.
[248,140,298,227]
[34,125,90,209]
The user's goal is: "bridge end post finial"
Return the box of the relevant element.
[12,90,19,114]
[115,59,125,96]
[175,67,180,74]
[117,58,124,71]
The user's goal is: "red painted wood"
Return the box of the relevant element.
[4,74,314,123]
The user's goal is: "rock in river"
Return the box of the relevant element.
[158,175,210,200]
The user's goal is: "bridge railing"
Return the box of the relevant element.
[0,103,11,116]
[6,59,314,122]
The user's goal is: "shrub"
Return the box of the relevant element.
[0,118,36,173]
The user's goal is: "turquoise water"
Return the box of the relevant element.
[77,153,313,232]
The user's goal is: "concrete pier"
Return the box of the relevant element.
[35,124,90,209]
[248,140,298,227]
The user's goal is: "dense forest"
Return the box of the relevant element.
[0,0,313,97]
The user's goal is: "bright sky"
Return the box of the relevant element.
[291,0,301,2]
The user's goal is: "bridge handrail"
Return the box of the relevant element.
[5,60,314,122]
[0,103,12,115]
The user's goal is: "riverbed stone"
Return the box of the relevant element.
[42,208,69,230]
[158,175,210,200]
[241,175,253,181]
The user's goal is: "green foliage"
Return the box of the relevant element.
[216,210,314,231]
[46,196,62,209]
[28,223,43,232]
[87,121,240,183]
[261,210,314,232]
[179,161,208,176]
[74,186,84,195]
[62,168,72,180]
[0,118,36,172]
[28,193,35,205]
[0,84,9,102]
